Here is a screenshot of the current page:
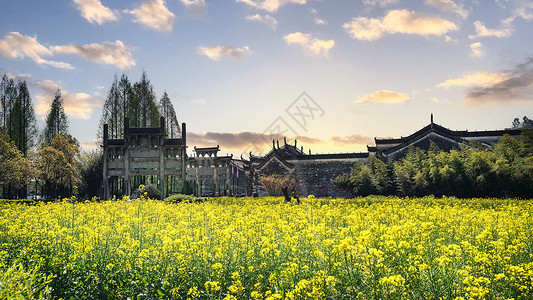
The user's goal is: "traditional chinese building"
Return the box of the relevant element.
[185,146,245,196]
[245,138,368,197]
[367,114,522,160]
[244,115,522,197]
[102,118,244,199]
[103,115,522,199]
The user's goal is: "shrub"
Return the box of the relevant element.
[164,194,195,203]
[134,183,161,199]
[258,174,297,196]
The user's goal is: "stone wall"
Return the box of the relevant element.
[290,158,365,198]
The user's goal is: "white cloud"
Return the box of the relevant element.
[425,0,469,19]
[125,0,174,32]
[470,42,485,58]
[180,0,207,13]
[35,80,102,119]
[437,72,509,88]
[5,73,32,81]
[190,98,207,105]
[73,0,119,25]
[235,0,307,13]
[510,1,533,20]
[283,32,334,56]
[245,14,278,30]
[80,140,100,150]
[52,40,135,70]
[343,9,457,41]
[469,20,513,38]
[467,2,533,40]
[438,59,533,104]
[314,17,327,25]
[196,45,251,60]
[445,35,457,43]
[354,90,410,104]
[0,32,74,69]
[362,0,399,7]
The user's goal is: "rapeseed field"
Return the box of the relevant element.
[1,196,532,299]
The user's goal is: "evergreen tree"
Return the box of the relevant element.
[159,91,181,138]
[511,116,533,129]
[11,81,38,156]
[98,75,122,140]
[1,75,38,156]
[130,71,160,128]
[118,73,132,117]
[42,89,69,145]
[0,75,17,138]
[78,150,103,199]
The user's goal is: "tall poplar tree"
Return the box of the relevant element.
[0,75,16,138]
[42,89,69,145]
[1,75,38,156]
[11,81,38,156]
[159,91,181,138]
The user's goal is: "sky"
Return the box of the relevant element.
[1,0,533,158]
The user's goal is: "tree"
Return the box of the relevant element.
[78,150,103,199]
[0,127,36,198]
[159,92,181,138]
[394,146,428,196]
[520,129,533,157]
[0,75,16,138]
[10,81,38,156]
[118,73,132,119]
[37,135,80,199]
[258,174,297,197]
[350,162,377,196]
[332,173,353,195]
[522,116,533,129]
[42,90,69,145]
[368,155,393,194]
[464,148,497,196]
[129,71,160,128]
[518,130,533,197]
[512,118,521,129]
[98,75,122,140]
[511,116,533,129]
[1,75,38,156]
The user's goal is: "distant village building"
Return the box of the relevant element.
[186,146,246,196]
[245,138,367,197]
[367,114,522,160]
[244,115,522,197]
[102,115,522,199]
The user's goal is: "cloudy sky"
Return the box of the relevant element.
[1,0,532,157]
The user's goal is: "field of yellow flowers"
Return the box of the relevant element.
[1,196,532,299]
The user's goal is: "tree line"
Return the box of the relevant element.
[333,130,533,198]
[0,72,180,200]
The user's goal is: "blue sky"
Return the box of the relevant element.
[1,0,532,157]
